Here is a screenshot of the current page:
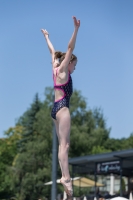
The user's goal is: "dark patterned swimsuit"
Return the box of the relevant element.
[51,70,73,120]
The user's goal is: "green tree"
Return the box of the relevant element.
[11,92,52,200]
[1,87,132,199]
[125,132,133,148]
[0,126,23,198]
[17,93,42,152]
[69,91,111,157]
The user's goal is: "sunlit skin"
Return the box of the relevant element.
[41,16,80,197]
[68,59,77,74]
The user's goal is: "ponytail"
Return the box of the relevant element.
[54,51,77,64]
[54,51,63,59]
[54,51,65,63]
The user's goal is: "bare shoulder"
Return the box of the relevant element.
[59,48,73,71]
[58,66,69,78]
[53,67,68,81]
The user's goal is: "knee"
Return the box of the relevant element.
[65,143,70,152]
[59,143,70,151]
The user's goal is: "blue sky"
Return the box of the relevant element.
[0,0,133,139]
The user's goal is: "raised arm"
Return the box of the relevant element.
[68,17,80,50]
[41,29,55,62]
[60,16,80,71]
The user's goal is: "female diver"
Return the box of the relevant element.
[41,16,80,197]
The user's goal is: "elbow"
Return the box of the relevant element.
[50,49,55,55]
[68,46,74,51]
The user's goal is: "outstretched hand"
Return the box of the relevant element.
[41,29,49,38]
[73,16,80,28]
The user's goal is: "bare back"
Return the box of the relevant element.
[53,66,70,102]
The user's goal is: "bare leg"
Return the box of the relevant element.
[53,119,64,178]
[53,107,72,196]
[56,107,71,180]
[55,107,73,196]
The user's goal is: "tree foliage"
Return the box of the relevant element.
[0,88,132,199]
[0,125,23,198]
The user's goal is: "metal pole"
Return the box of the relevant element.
[51,121,58,200]
[120,159,123,197]
[72,165,74,197]
[94,163,97,198]
[110,173,114,195]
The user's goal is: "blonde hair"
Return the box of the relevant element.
[54,51,77,64]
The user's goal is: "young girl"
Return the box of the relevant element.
[41,16,80,197]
